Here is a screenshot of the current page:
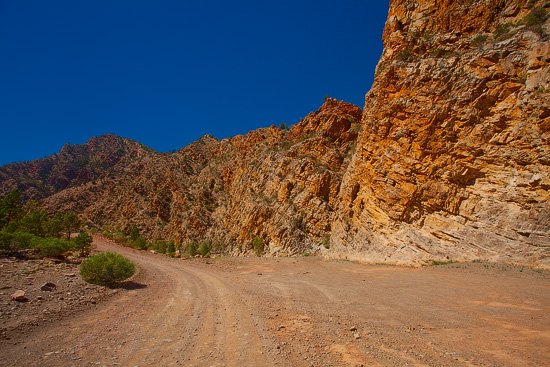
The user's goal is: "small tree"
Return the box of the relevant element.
[80,252,135,288]
[0,189,23,228]
[63,211,81,240]
[321,234,330,249]
[134,236,148,250]
[33,237,74,258]
[253,237,264,256]
[19,210,48,237]
[198,241,211,257]
[167,241,175,257]
[45,212,64,238]
[188,241,197,257]
[153,240,168,254]
[129,224,140,241]
[75,231,93,257]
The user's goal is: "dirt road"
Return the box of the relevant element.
[1,237,550,366]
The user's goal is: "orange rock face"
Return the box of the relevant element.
[331,0,550,267]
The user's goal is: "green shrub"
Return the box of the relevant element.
[153,240,169,254]
[522,6,548,27]
[32,237,74,257]
[432,260,454,266]
[396,47,413,61]
[279,141,294,151]
[74,231,93,256]
[493,22,512,41]
[114,231,127,244]
[521,6,549,37]
[134,236,148,250]
[0,230,73,257]
[421,29,433,40]
[167,241,175,257]
[0,230,19,252]
[211,241,222,253]
[321,234,330,249]
[293,213,305,230]
[252,237,264,256]
[188,241,197,257]
[129,224,140,241]
[198,241,211,257]
[429,47,452,58]
[80,252,135,288]
[470,34,488,47]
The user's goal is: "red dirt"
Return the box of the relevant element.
[1,237,549,366]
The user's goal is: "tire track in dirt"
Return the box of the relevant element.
[0,238,281,366]
[2,238,550,367]
[96,239,274,367]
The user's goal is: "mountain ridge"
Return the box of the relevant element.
[0,134,158,200]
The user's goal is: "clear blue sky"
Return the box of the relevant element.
[0,0,389,165]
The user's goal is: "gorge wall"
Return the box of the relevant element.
[331,0,550,267]
[1,0,549,268]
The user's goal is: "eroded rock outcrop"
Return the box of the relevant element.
[331,0,550,267]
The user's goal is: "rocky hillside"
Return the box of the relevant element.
[36,100,362,256]
[331,0,550,268]
[1,0,549,267]
[0,135,157,200]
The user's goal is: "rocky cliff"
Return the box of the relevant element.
[331,0,550,268]
[1,0,549,267]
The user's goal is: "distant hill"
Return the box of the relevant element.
[0,134,157,200]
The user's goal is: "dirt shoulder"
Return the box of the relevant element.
[1,238,549,366]
[0,255,121,342]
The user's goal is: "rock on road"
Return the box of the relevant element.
[1,236,550,366]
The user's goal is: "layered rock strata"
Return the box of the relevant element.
[331,0,550,267]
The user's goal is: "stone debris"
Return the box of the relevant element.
[11,290,26,302]
[40,283,56,292]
